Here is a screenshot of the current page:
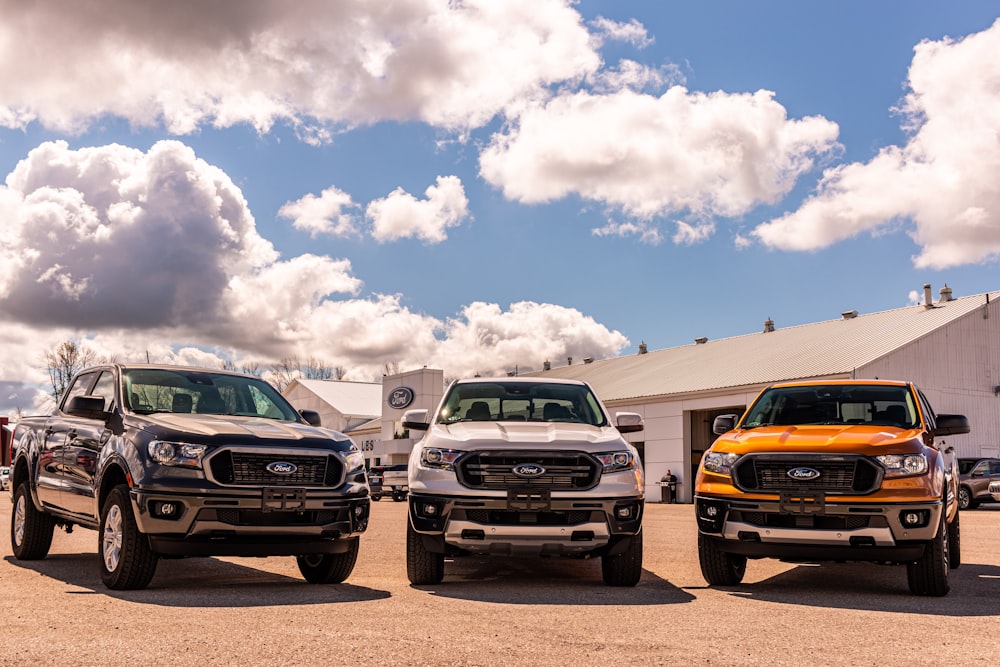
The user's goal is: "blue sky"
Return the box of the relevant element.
[1,1,999,412]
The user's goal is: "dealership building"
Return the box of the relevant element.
[284,285,1000,503]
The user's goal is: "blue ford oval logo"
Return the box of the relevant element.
[787,466,821,481]
[388,386,414,409]
[267,461,298,475]
[512,464,546,478]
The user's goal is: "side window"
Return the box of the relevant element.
[61,372,98,411]
[91,371,116,412]
[973,461,989,475]
[990,461,1000,475]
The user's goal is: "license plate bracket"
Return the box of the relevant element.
[779,490,826,516]
[507,488,551,511]
[263,487,307,512]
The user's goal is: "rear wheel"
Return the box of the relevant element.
[297,539,360,584]
[958,486,977,510]
[698,533,746,586]
[11,481,55,560]
[907,506,950,596]
[100,484,158,590]
[601,531,643,586]
[406,519,444,585]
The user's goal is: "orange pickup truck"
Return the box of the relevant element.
[695,379,969,596]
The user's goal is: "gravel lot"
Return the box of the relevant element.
[2,497,998,666]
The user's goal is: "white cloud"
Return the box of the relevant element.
[479,88,840,233]
[0,0,600,135]
[0,141,626,410]
[753,19,1000,269]
[592,220,663,245]
[589,17,654,49]
[366,176,469,243]
[429,301,629,378]
[279,187,360,238]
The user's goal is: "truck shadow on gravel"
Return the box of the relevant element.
[708,561,1000,615]
[414,556,695,606]
[5,553,390,607]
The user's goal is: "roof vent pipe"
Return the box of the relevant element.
[842,310,858,319]
[763,317,775,333]
[638,341,648,355]
[695,337,708,345]
[923,284,933,308]
[543,360,551,371]
[583,357,594,364]
[939,284,953,302]
[567,356,573,365]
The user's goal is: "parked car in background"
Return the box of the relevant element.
[957,457,1000,509]
[368,464,408,501]
[0,466,10,491]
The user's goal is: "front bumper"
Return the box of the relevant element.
[695,494,942,562]
[409,492,643,557]
[132,485,369,557]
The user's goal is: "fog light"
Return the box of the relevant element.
[616,505,632,519]
[705,505,719,518]
[900,510,928,528]
[354,506,364,516]
[422,503,438,516]
[161,502,176,516]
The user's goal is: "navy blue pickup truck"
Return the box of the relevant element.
[8,364,369,589]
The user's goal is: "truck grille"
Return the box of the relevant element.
[462,509,594,526]
[456,451,600,490]
[732,454,882,495]
[208,451,343,487]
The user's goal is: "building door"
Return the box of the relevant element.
[688,406,745,499]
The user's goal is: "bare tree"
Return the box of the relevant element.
[267,356,345,392]
[384,362,400,376]
[44,340,97,405]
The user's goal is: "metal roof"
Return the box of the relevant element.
[287,378,382,418]
[529,290,999,403]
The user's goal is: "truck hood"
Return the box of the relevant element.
[423,422,629,452]
[715,424,921,455]
[132,413,351,449]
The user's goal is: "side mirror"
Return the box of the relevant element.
[65,395,109,420]
[713,414,738,435]
[934,414,970,437]
[402,409,429,431]
[299,409,322,427]
[615,412,644,434]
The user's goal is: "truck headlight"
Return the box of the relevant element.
[421,447,463,470]
[343,451,365,473]
[595,451,635,473]
[702,451,741,476]
[875,453,928,477]
[148,441,208,468]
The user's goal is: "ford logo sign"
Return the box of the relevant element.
[267,461,298,475]
[512,464,546,478]
[787,466,821,481]
[388,386,414,409]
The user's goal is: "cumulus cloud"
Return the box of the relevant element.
[429,301,629,378]
[0,0,599,136]
[366,176,470,243]
[753,19,1000,269]
[589,17,654,49]
[279,187,360,238]
[0,141,627,412]
[479,88,840,230]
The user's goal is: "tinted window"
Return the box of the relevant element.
[437,381,608,426]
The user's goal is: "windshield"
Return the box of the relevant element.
[741,384,919,429]
[123,368,301,421]
[437,381,608,427]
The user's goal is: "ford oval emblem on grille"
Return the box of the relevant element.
[267,461,298,475]
[512,464,546,478]
[787,466,821,481]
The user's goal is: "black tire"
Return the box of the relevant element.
[907,506,950,596]
[406,518,444,585]
[10,481,55,560]
[371,495,381,501]
[958,486,977,510]
[393,492,407,502]
[698,533,747,586]
[99,484,158,590]
[296,539,360,584]
[947,507,961,569]
[601,531,643,586]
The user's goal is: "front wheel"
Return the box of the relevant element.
[907,506,950,596]
[698,533,747,586]
[406,519,444,585]
[11,481,55,560]
[100,484,158,590]
[958,486,976,510]
[601,531,643,586]
[297,539,360,584]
